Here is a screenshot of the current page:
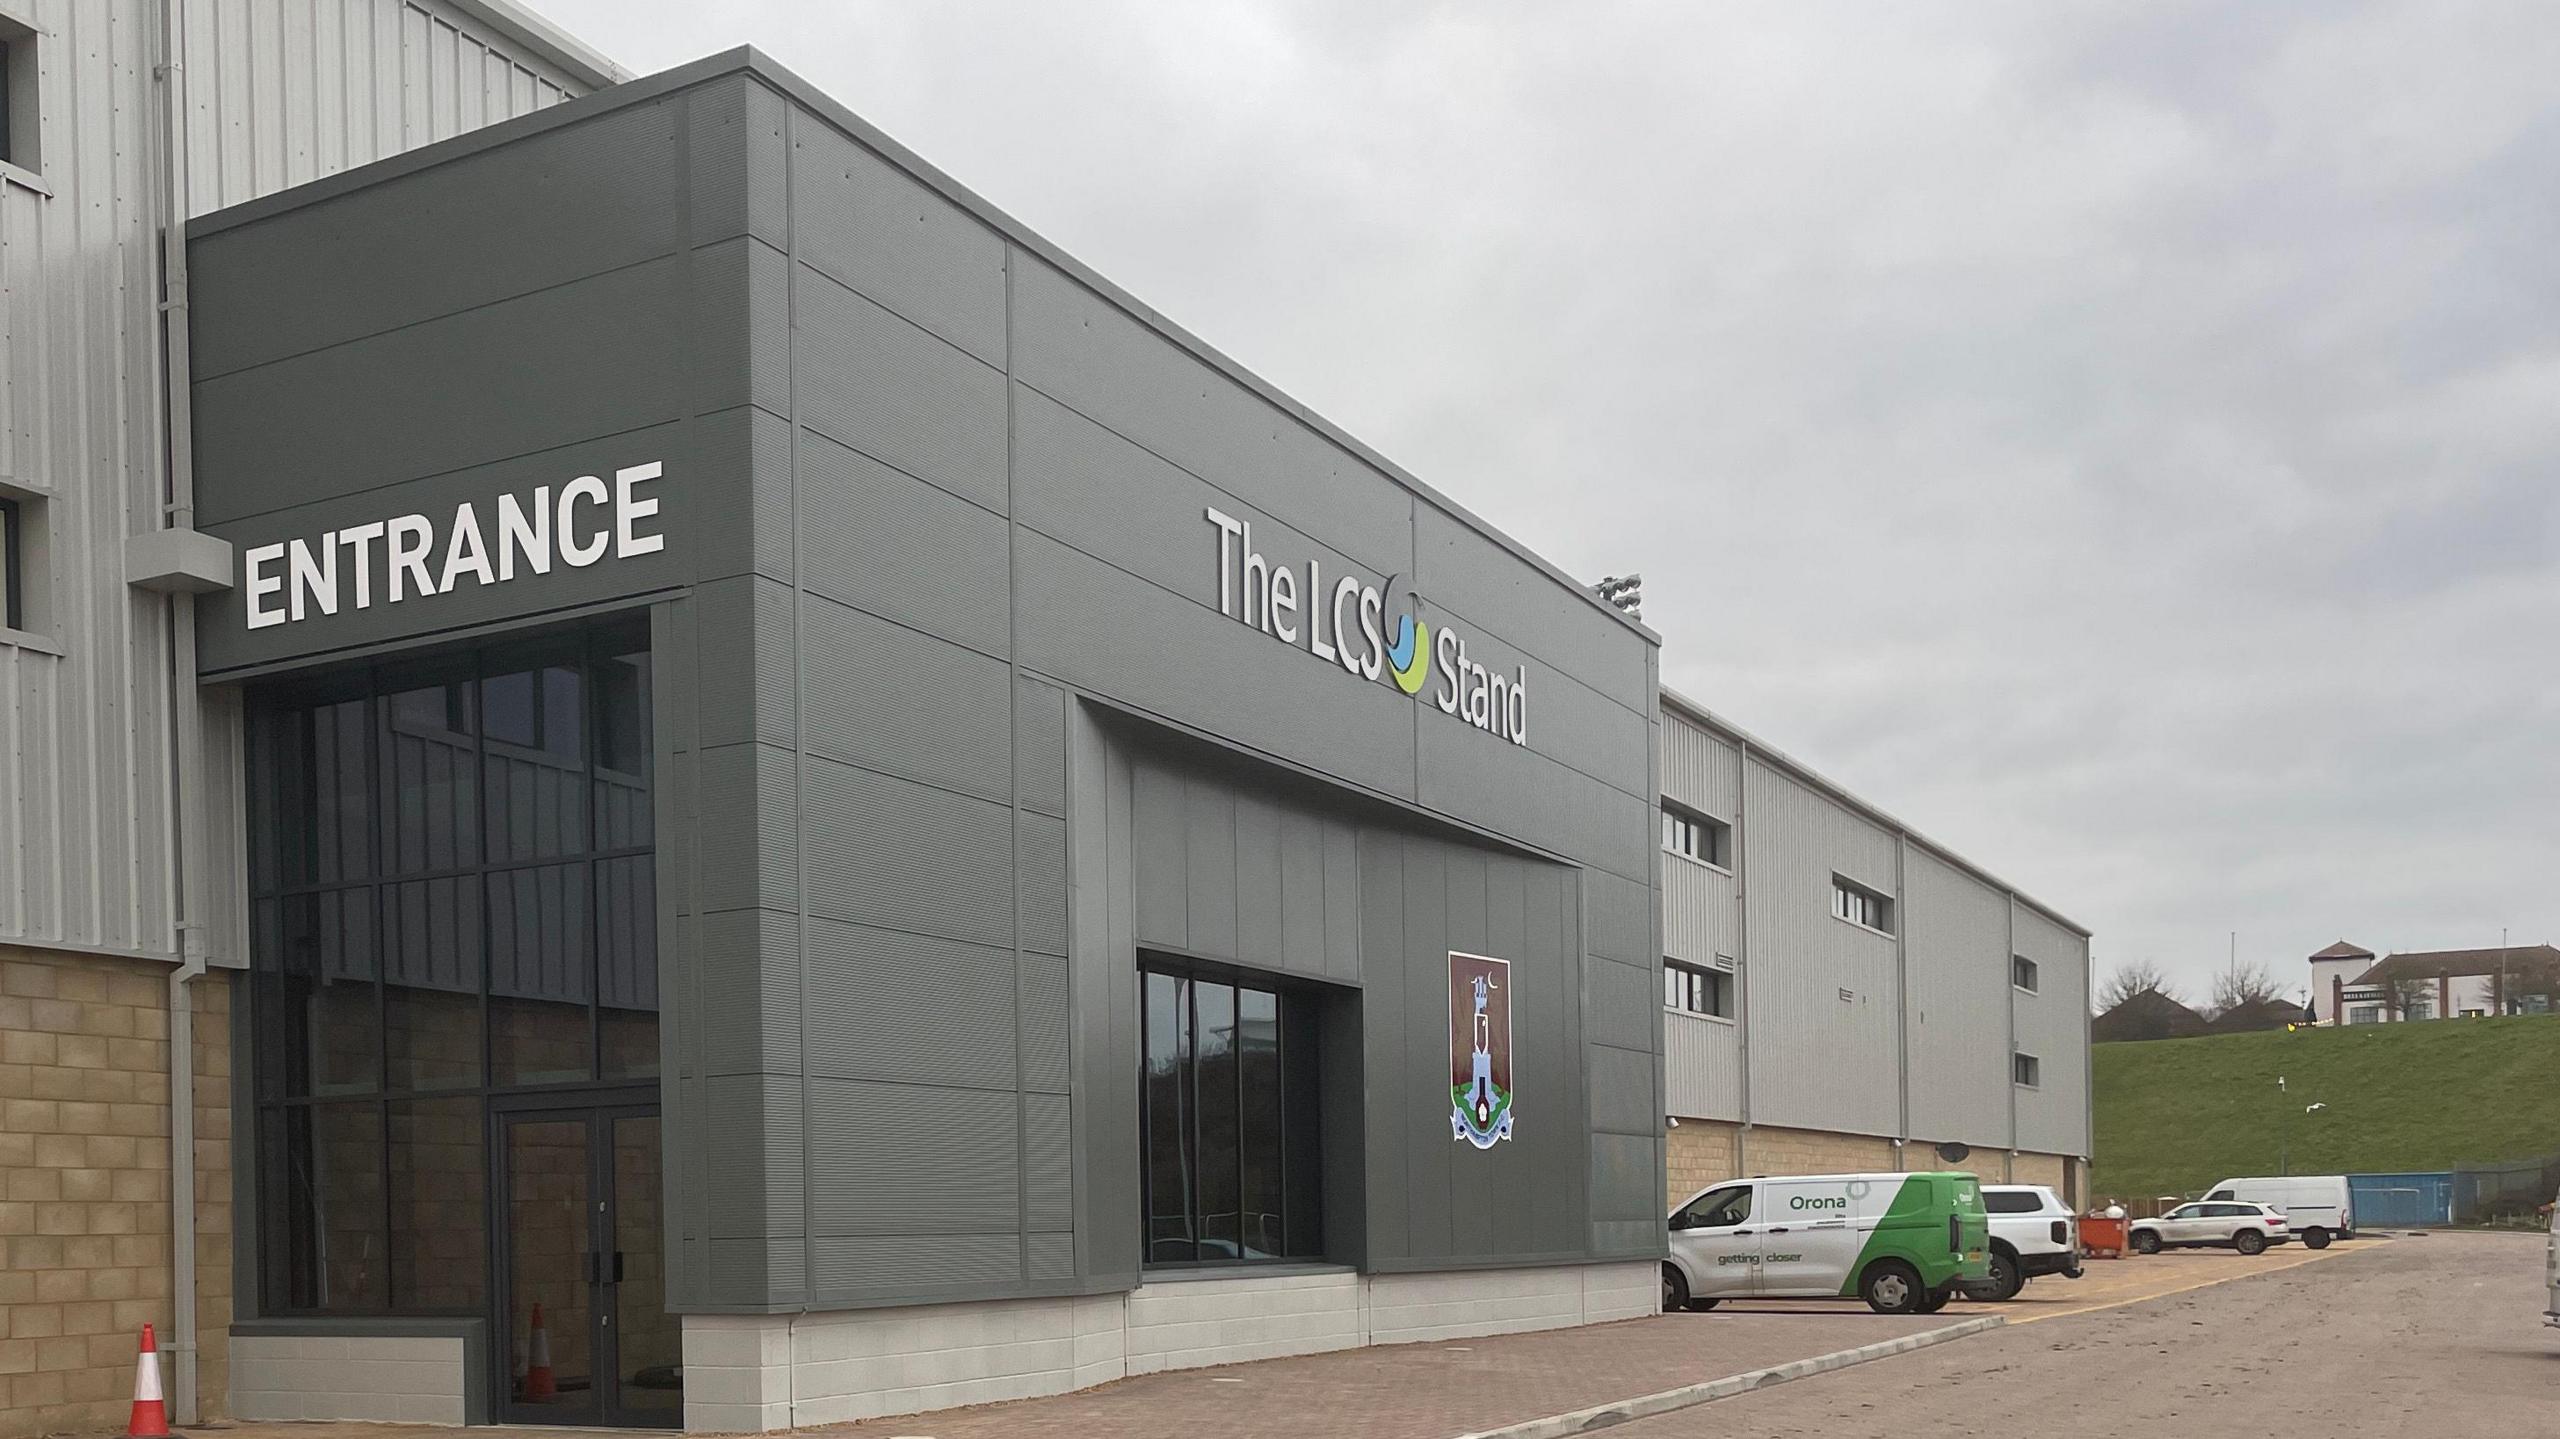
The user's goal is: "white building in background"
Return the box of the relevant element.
[2311,940,2560,1025]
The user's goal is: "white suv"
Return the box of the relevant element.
[2130,1200,2292,1255]
[1967,1184,2083,1300]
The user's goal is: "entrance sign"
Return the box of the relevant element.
[1448,951,1516,1147]
[243,460,667,630]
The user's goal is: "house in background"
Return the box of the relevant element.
[2314,942,2560,1025]
[2092,988,2211,1043]
[2209,996,2307,1035]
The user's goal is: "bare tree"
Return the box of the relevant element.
[2100,959,2178,1012]
[2389,974,2435,1020]
[2209,958,2284,1019]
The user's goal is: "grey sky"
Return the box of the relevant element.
[537,0,2560,1005]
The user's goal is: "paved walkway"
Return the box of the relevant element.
[136,1243,2363,1439]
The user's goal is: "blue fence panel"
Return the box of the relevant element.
[2349,1171,2454,1227]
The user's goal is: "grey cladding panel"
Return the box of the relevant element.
[692,908,801,1078]
[800,917,1017,1090]
[806,1078,1020,1236]
[790,117,1008,368]
[1014,529,1417,801]
[1587,1044,1657,1137]
[799,594,1013,800]
[688,575,795,751]
[800,757,1015,948]
[1011,386,1411,634]
[1014,678,1068,818]
[692,744,798,916]
[684,73,788,249]
[705,1073,804,1238]
[793,267,1008,514]
[1414,505,1652,713]
[1130,760,1189,951]
[1584,957,1658,1056]
[1024,1093,1073,1231]
[195,260,689,527]
[1416,727,1652,885]
[1010,256,1410,579]
[1584,870,1652,966]
[1125,757,1362,984]
[1017,812,1068,957]
[796,428,1010,659]
[189,97,684,380]
[1020,954,1070,1094]
[809,1236,1019,1297]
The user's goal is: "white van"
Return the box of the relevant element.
[2203,1175,2353,1248]
[2544,1200,2558,1329]
[1665,1171,1990,1315]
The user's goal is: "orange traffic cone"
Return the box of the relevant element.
[126,1324,172,1439]
[523,1303,556,1401]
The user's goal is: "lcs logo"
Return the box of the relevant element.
[1379,577,1431,696]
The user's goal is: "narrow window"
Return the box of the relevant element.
[0,19,36,175]
[1660,802,1731,868]
[0,497,18,629]
[2012,954,2039,993]
[2012,1052,2041,1087]
[1831,875,1894,935]
[1663,959,1732,1018]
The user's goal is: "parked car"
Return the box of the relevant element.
[2544,1199,2558,1330]
[2129,1200,2292,1255]
[2203,1175,2353,1249]
[1965,1184,2084,1300]
[1665,1171,1990,1315]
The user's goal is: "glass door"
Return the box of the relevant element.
[494,1099,677,1427]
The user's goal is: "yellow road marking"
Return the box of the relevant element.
[2003,1243,2355,1326]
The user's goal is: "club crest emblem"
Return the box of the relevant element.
[1448,951,1515,1148]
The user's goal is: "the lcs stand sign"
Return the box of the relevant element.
[241,461,667,630]
[1207,507,1528,745]
[1448,951,1515,1148]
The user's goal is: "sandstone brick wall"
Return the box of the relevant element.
[1736,1123,1897,1179]
[1665,1118,1743,1206]
[0,948,233,1438]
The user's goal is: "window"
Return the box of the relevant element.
[1831,875,1893,934]
[1984,1190,2042,1214]
[2012,1052,2041,1087]
[1142,962,1324,1265]
[247,617,654,1316]
[0,497,17,627]
[1664,960,1732,1019]
[1661,803,1731,868]
[2205,1189,2234,1201]
[2348,1005,2381,1025]
[1672,1185,1751,1230]
[0,19,35,175]
[2462,1008,2485,1018]
[2012,954,2039,992]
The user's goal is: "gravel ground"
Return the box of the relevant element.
[1618,1231,2556,1437]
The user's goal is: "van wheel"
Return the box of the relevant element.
[1663,1264,1698,1313]
[1916,1285,1953,1314]
[1860,1259,1925,1314]
[2302,1227,2331,1250]
[2132,1230,2163,1255]
[2233,1229,2268,1256]
[1983,1249,2023,1301]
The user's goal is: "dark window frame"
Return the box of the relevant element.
[2012,954,2039,993]
[1138,953,1324,1269]
[247,616,655,1319]
[1660,801,1731,870]
[2012,1051,2041,1088]
[0,496,18,628]
[1831,874,1894,935]
[1663,959,1732,1019]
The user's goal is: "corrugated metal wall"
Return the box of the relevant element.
[1740,757,1902,1139]
[2011,901,2090,1154]
[1900,846,2012,1149]
[1655,699,2092,1163]
[0,0,591,962]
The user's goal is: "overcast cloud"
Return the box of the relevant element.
[539,0,2560,1004]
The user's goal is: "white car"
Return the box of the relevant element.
[2130,1200,2292,1255]
[1968,1184,2084,1301]
[2202,1175,2353,1250]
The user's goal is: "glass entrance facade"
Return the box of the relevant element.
[244,615,660,1343]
